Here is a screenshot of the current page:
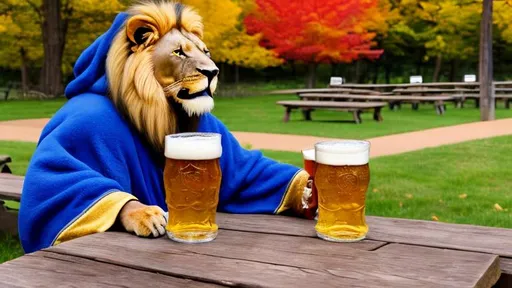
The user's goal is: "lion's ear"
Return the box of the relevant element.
[126,15,159,47]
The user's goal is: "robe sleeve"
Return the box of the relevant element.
[19,99,137,253]
[197,113,311,216]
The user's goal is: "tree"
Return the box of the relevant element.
[480,0,494,121]
[182,0,281,83]
[245,0,385,87]
[0,2,42,92]
[0,0,124,97]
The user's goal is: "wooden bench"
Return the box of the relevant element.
[300,93,457,115]
[0,174,23,235]
[276,100,386,124]
[271,88,382,95]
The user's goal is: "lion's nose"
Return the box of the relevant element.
[197,68,219,82]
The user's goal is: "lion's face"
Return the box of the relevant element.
[106,2,218,153]
[153,29,218,117]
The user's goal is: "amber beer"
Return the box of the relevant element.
[163,133,222,243]
[314,140,370,242]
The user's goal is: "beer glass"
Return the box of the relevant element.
[314,140,370,242]
[163,133,222,243]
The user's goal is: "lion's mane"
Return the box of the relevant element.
[106,1,203,154]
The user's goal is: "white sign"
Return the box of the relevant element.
[330,77,343,86]
[464,74,476,82]
[410,76,423,84]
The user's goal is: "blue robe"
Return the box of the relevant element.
[18,12,309,253]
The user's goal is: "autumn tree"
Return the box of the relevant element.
[0,0,124,97]
[245,0,385,87]
[0,1,42,92]
[182,0,281,83]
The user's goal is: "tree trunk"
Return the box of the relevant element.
[373,61,380,84]
[20,48,29,94]
[479,0,495,121]
[433,55,442,82]
[40,0,65,97]
[234,64,239,85]
[449,59,458,82]
[330,63,338,76]
[355,60,362,83]
[306,62,317,88]
[385,64,391,84]
[290,60,296,77]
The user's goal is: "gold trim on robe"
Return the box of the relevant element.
[275,170,310,215]
[53,191,137,246]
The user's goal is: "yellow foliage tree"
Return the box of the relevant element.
[181,0,281,76]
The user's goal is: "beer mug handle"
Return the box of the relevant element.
[302,176,318,220]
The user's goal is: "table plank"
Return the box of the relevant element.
[0,174,23,201]
[48,231,499,287]
[375,244,500,288]
[300,93,457,101]
[216,213,512,257]
[277,100,387,108]
[0,251,220,287]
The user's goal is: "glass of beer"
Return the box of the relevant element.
[314,140,370,242]
[163,133,222,243]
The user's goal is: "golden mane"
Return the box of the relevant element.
[106,1,204,154]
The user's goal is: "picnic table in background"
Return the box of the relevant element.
[299,93,455,115]
[0,212,510,287]
[276,100,386,123]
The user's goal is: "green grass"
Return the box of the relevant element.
[2,94,512,140]
[0,141,36,176]
[264,136,512,229]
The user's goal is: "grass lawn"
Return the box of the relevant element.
[2,95,512,140]
[1,136,510,264]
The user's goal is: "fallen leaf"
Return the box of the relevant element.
[459,194,467,199]
[431,215,439,221]
[405,193,413,199]
[494,203,504,211]
[399,201,403,208]
[372,188,379,193]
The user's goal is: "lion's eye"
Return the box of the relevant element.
[204,49,211,58]
[172,47,186,58]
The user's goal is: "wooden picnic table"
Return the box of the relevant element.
[392,88,475,94]
[271,88,382,95]
[276,100,386,124]
[0,212,510,287]
[1,175,512,287]
[300,93,457,114]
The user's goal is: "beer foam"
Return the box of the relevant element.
[302,149,315,161]
[165,133,222,160]
[315,140,370,166]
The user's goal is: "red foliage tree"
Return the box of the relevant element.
[245,0,384,87]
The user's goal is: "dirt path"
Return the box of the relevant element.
[2,118,512,158]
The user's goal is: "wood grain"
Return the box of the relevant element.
[0,174,23,201]
[375,244,500,288]
[48,231,499,287]
[217,213,512,258]
[0,251,221,287]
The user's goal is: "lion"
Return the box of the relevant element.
[19,1,315,251]
[105,2,223,237]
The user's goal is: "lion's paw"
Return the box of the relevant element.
[119,201,167,238]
